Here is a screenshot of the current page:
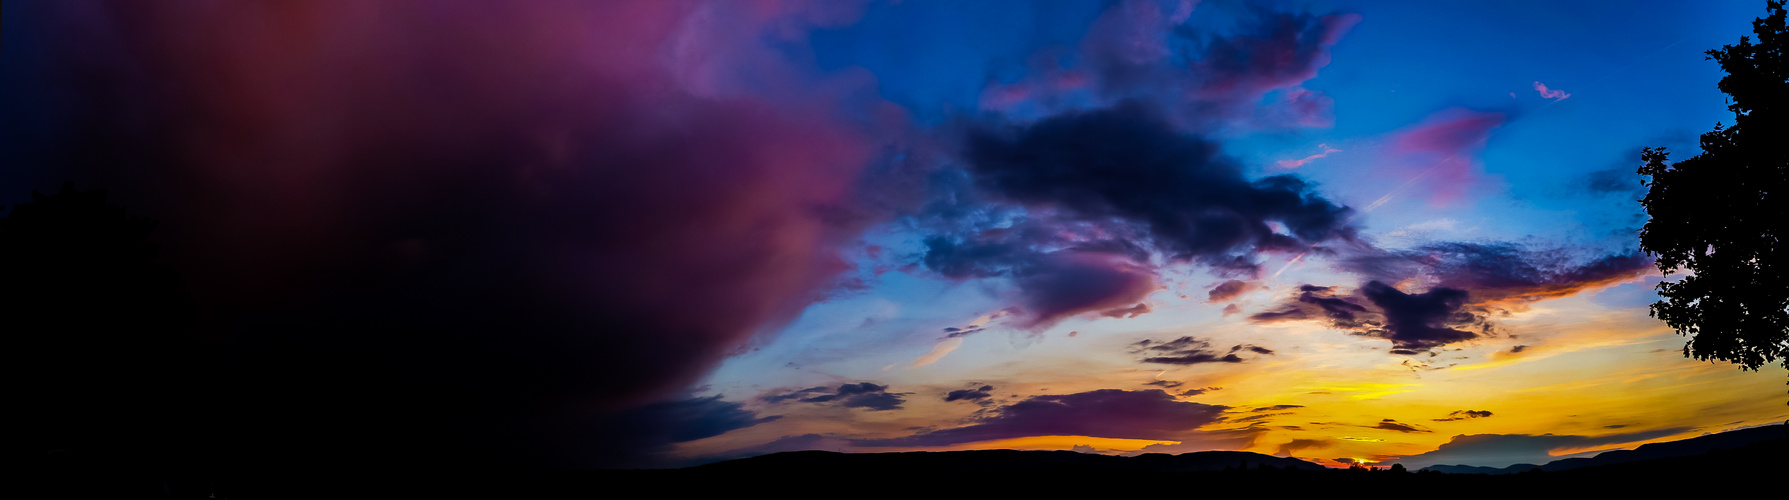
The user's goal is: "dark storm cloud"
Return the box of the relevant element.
[944,385,996,403]
[1434,410,1494,422]
[962,104,1356,270]
[1400,428,1692,469]
[915,104,1360,327]
[4,1,906,470]
[1359,281,1483,353]
[917,1,1367,328]
[1132,336,1246,365]
[853,389,1228,447]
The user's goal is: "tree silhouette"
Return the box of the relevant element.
[1637,1,1787,374]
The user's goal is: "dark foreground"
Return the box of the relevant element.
[571,437,1783,497]
[35,428,1784,498]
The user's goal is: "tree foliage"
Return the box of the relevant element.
[1638,1,1788,371]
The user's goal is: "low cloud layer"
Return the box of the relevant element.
[855,389,1227,447]
[1399,428,1691,469]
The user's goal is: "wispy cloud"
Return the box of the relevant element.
[1533,81,1571,101]
[1277,144,1342,168]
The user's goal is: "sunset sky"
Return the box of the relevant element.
[4,0,1784,471]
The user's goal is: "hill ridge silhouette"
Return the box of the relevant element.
[689,448,1326,474]
[1420,423,1786,474]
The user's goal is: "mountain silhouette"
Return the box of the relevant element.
[690,448,1326,474]
[1421,423,1786,474]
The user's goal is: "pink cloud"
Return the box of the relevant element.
[1533,81,1571,101]
[1277,143,1342,168]
[1389,109,1505,206]
[1207,279,1261,302]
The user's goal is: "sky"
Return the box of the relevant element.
[4,0,1785,471]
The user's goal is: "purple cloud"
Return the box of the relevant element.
[1207,279,1261,302]
[1399,428,1692,469]
[854,389,1228,447]
[1254,242,1652,353]
[1434,410,1495,422]
[1344,243,1654,306]
[983,3,1360,130]
[765,383,910,412]
[1389,108,1505,205]
[1131,336,1247,365]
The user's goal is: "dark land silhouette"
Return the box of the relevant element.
[1421,423,1787,474]
[562,425,1785,497]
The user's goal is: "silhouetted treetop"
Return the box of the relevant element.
[1637,1,1788,372]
